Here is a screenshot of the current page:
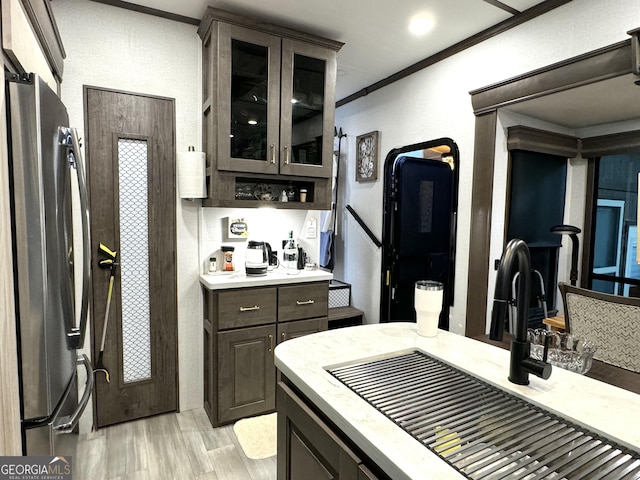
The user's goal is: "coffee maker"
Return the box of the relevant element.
[245,241,268,276]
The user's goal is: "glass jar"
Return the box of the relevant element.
[221,246,235,271]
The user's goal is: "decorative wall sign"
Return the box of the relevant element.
[227,217,248,238]
[355,130,379,182]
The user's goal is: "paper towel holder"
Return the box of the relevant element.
[178,145,206,200]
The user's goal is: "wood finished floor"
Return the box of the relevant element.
[76,408,276,480]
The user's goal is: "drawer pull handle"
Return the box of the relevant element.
[239,305,260,312]
[281,333,286,342]
[270,144,276,164]
[268,334,274,353]
[296,300,315,305]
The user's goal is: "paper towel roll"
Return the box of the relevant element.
[178,149,206,198]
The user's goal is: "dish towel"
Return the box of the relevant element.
[320,229,333,269]
[320,154,338,269]
[320,206,335,269]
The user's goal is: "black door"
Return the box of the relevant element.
[381,139,459,328]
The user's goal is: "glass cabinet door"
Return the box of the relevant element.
[280,40,336,178]
[218,24,281,174]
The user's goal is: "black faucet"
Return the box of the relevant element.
[490,239,552,385]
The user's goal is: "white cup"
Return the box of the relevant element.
[415,280,444,337]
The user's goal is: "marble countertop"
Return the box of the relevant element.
[274,323,640,480]
[200,268,332,290]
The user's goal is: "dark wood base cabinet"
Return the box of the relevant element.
[203,281,329,427]
[217,324,276,424]
[277,381,389,480]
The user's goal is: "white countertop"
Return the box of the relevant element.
[274,323,640,480]
[200,267,332,290]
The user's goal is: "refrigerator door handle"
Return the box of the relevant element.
[53,354,94,434]
[59,127,91,349]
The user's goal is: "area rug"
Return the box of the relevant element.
[233,412,277,459]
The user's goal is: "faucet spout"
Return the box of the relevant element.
[490,239,552,385]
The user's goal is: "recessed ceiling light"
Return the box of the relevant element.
[409,14,434,36]
[291,98,299,104]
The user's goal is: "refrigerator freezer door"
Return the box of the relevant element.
[25,369,77,457]
[24,354,93,456]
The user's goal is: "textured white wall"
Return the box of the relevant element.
[335,0,640,333]
[52,0,203,424]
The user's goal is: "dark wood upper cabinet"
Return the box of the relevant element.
[3,0,66,82]
[198,7,343,209]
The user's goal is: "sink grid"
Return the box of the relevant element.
[328,350,640,479]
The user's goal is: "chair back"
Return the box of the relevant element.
[559,282,640,372]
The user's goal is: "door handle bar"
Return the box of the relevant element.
[60,127,91,349]
[53,354,94,434]
[239,305,260,312]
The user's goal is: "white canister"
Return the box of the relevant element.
[415,280,444,337]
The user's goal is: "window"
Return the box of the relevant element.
[590,154,640,296]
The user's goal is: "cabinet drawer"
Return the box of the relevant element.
[218,287,277,329]
[278,282,328,322]
[278,317,327,343]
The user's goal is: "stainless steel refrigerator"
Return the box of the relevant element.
[7,72,93,456]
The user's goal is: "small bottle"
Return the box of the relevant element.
[280,190,288,202]
[208,257,217,273]
[283,231,297,270]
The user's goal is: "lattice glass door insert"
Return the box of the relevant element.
[118,138,151,383]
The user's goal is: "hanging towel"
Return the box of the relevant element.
[320,230,333,269]
[320,205,335,269]
[320,153,339,270]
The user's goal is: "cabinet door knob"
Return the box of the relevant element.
[270,144,276,164]
[296,299,315,305]
[281,332,286,342]
[284,145,290,164]
[239,305,260,312]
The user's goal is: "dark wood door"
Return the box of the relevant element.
[218,324,276,424]
[85,87,177,427]
[277,382,361,480]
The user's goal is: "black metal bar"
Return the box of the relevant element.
[345,205,382,248]
[591,273,640,286]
